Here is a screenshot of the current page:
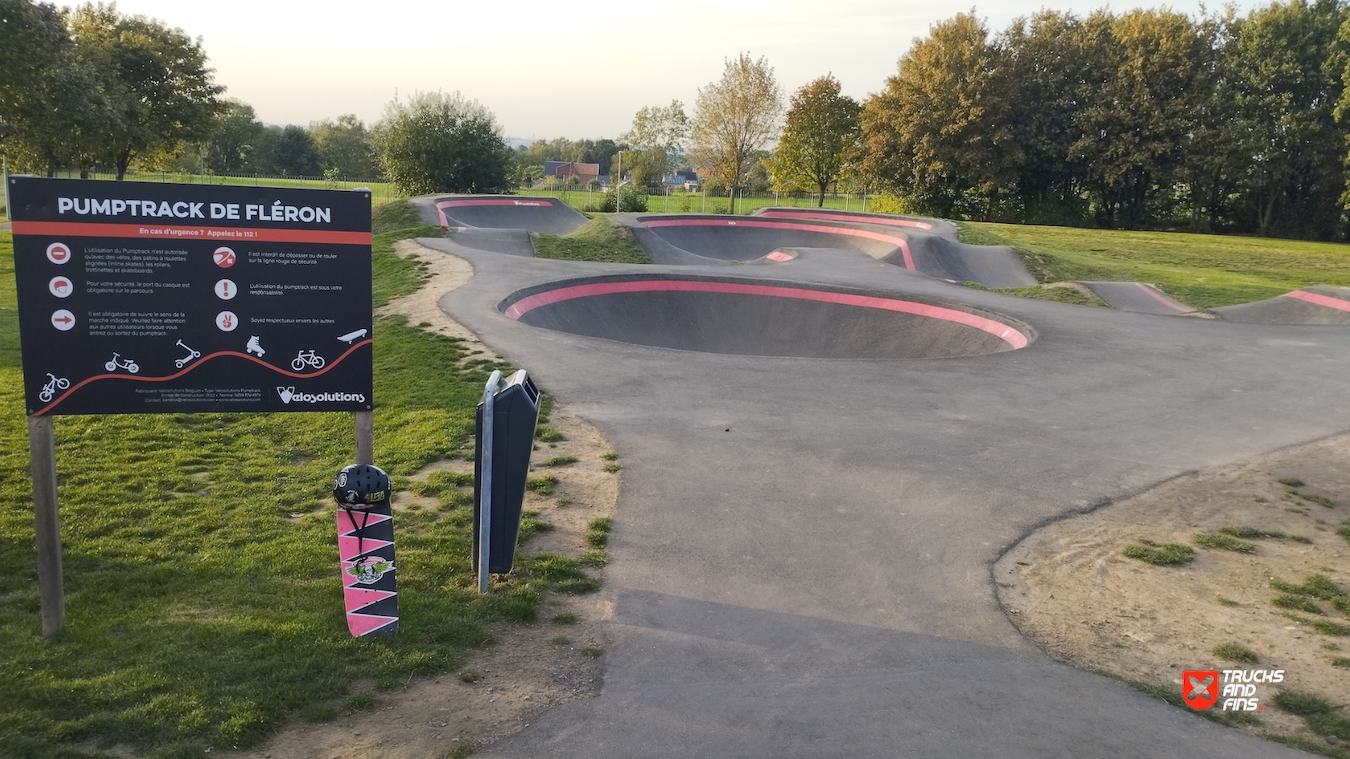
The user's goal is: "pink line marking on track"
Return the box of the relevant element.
[758,210,932,230]
[765,251,794,262]
[642,217,915,270]
[1134,282,1191,312]
[435,198,552,224]
[505,280,1028,349]
[1283,290,1350,313]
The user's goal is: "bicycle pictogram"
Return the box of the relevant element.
[291,349,326,371]
[105,352,139,374]
[39,373,70,402]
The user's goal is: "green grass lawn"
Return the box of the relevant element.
[961,222,1350,309]
[0,219,590,758]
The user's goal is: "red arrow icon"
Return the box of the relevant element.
[51,309,76,331]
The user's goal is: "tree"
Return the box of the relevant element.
[67,3,223,179]
[263,125,322,177]
[859,13,1018,219]
[204,100,266,174]
[0,0,109,176]
[370,91,512,195]
[312,115,377,179]
[765,75,860,206]
[1002,10,1093,224]
[1069,10,1213,229]
[1234,0,1347,238]
[620,100,689,187]
[690,54,783,211]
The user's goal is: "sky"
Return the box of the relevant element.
[57,0,1268,142]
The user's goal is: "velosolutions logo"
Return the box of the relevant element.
[1183,669,1284,712]
[277,387,366,405]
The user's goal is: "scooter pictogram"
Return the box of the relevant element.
[105,353,140,374]
[291,350,326,371]
[175,340,202,368]
[39,373,70,402]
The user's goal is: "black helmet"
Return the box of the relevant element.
[333,464,391,508]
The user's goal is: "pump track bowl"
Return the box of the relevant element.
[409,208,1350,759]
[500,275,1031,359]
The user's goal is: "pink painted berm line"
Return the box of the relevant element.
[642,217,916,271]
[1283,290,1350,313]
[1134,282,1191,312]
[504,280,1029,349]
[435,198,553,225]
[758,209,933,230]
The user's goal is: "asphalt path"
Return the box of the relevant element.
[418,235,1349,758]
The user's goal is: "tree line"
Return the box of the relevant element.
[11,0,1350,239]
[858,0,1350,238]
[600,0,1350,239]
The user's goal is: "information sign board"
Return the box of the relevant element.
[10,177,373,415]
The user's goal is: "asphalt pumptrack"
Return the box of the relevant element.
[410,195,1350,757]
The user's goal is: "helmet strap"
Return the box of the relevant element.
[342,503,373,558]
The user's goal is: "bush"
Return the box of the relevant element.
[866,194,920,215]
[370,91,513,195]
[599,187,649,213]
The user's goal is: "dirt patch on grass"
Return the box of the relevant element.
[997,434,1350,752]
[230,239,618,759]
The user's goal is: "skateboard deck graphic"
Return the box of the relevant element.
[337,506,399,636]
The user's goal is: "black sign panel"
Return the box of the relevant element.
[10,177,373,415]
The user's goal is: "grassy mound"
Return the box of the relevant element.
[532,217,652,264]
[957,222,1350,309]
[372,199,428,234]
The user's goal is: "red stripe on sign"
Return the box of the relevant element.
[1134,282,1190,312]
[1283,290,1350,313]
[31,339,372,416]
[504,280,1027,349]
[759,210,933,230]
[12,221,370,245]
[641,217,915,270]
